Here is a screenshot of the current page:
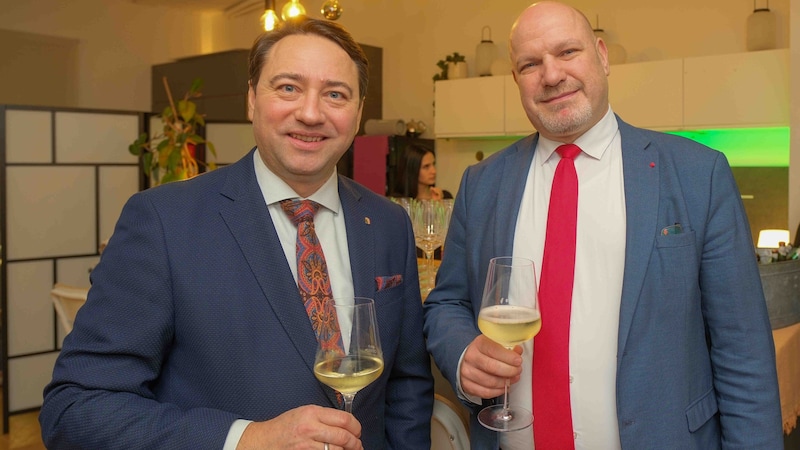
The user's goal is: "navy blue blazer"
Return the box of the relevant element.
[40,149,434,449]
[423,118,783,449]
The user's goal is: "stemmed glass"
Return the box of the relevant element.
[411,199,447,295]
[476,256,541,432]
[313,297,384,413]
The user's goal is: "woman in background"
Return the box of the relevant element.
[394,143,453,200]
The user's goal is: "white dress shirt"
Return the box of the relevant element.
[502,107,626,449]
[224,151,355,449]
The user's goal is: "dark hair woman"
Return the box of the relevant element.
[394,143,452,200]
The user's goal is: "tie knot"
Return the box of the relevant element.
[556,144,581,160]
[280,199,320,226]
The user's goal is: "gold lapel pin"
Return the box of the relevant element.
[364,217,371,225]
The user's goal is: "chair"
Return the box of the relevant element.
[431,393,470,450]
[50,283,89,334]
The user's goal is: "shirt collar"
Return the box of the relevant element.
[537,106,620,164]
[253,150,341,214]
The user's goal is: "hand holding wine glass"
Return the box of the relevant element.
[477,256,541,432]
[314,297,384,414]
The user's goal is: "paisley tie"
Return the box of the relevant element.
[280,199,344,353]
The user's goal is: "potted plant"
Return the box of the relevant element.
[129,77,217,186]
[433,52,467,81]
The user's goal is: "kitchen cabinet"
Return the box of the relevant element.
[607,59,683,130]
[504,76,536,136]
[434,76,505,137]
[434,49,789,138]
[683,49,789,128]
[434,75,535,138]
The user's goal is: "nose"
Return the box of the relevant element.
[540,57,566,87]
[295,93,325,125]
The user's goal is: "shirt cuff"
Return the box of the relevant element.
[455,346,483,405]
[223,419,253,450]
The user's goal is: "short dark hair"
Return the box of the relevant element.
[248,17,369,102]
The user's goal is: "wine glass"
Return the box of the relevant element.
[411,199,447,295]
[313,297,384,413]
[476,256,541,432]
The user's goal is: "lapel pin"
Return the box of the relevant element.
[364,217,371,225]
[649,162,655,168]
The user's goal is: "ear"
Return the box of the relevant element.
[595,37,610,76]
[247,81,256,122]
[355,101,364,135]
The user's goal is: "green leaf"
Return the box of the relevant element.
[206,141,217,158]
[189,78,203,96]
[143,153,153,175]
[178,100,196,123]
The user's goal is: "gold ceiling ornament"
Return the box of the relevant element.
[321,0,343,20]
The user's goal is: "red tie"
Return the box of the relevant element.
[533,144,580,449]
[280,199,344,353]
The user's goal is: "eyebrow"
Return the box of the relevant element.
[269,72,354,97]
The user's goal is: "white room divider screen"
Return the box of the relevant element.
[0,109,254,432]
[0,105,142,432]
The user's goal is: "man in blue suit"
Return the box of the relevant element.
[423,2,782,449]
[40,18,433,449]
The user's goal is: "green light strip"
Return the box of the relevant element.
[665,127,789,167]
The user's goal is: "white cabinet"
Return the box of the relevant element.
[504,76,536,136]
[434,76,505,138]
[434,49,789,138]
[434,75,535,138]
[683,49,789,128]
[608,59,683,130]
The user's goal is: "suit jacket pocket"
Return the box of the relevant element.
[375,274,403,291]
[655,229,696,248]
[685,387,718,432]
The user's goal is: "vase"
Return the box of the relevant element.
[447,61,467,80]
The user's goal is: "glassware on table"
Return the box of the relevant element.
[476,256,540,432]
[411,199,447,296]
[313,297,384,414]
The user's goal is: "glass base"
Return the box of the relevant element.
[477,404,533,432]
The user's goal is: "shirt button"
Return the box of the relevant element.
[569,376,574,383]
[574,432,578,439]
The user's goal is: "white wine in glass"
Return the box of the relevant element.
[314,297,384,413]
[477,256,540,432]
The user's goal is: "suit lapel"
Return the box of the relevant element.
[217,151,321,376]
[494,135,538,256]
[339,177,375,298]
[617,119,660,362]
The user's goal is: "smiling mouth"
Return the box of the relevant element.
[290,133,325,143]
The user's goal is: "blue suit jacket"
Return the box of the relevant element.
[40,149,434,449]
[423,118,783,449]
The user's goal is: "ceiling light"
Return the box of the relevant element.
[262,0,279,31]
[281,0,306,21]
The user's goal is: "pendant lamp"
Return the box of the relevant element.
[262,0,279,31]
[281,0,307,21]
[746,0,777,51]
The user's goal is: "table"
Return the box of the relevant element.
[774,321,800,435]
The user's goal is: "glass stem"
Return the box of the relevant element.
[501,377,511,420]
[343,394,355,414]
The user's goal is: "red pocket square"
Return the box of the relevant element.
[376,274,403,290]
